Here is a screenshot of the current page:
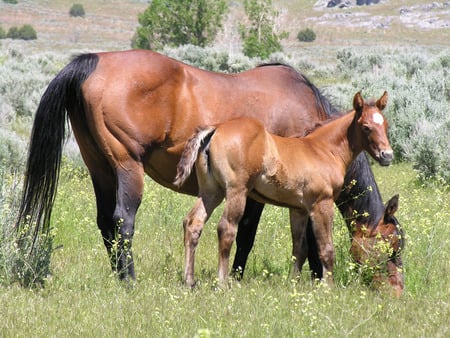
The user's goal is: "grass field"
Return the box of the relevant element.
[0,0,449,337]
[1,163,449,337]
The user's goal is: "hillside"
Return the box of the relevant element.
[0,0,448,53]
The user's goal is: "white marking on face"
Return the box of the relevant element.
[373,112,384,125]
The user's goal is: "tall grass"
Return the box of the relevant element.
[0,169,53,287]
[1,162,448,336]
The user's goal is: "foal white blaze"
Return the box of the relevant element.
[372,112,384,125]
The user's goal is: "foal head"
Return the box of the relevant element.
[350,194,405,297]
[353,91,393,166]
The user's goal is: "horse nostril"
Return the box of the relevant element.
[381,149,393,160]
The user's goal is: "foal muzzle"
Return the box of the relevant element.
[379,149,394,166]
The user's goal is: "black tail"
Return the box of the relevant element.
[16,53,99,247]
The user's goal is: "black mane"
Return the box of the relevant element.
[336,153,386,229]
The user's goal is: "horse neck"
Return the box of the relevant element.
[336,153,386,234]
[308,110,361,170]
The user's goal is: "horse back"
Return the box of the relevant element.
[72,50,327,195]
[206,118,274,189]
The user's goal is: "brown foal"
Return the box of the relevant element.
[175,91,393,287]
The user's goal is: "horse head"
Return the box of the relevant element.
[353,91,393,166]
[350,194,404,297]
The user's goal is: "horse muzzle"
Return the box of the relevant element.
[378,149,393,166]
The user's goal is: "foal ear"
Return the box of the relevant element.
[384,194,399,219]
[353,92,364,114]
[376,91,388,111]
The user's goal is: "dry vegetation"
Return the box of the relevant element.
[1,0,448,53]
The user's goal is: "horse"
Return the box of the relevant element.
[336,156,404,295]
[174,91,393,287]
[17,49,402,288]
[347,192,404,296]
[299,153,404,295]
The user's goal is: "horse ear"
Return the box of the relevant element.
[384,194,399,219]
[353,92,364,115]
[376,91,388,111]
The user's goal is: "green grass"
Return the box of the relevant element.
[1,162,449,337]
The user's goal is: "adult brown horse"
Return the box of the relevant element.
[174,92,393,287]
[17,49,402,289]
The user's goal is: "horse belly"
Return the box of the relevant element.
[143,148,199,196]
[251,175,305,208]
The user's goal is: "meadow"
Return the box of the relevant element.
[0,0,449,336]
[1,163,449,337]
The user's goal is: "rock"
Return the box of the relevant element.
[320,0,384,8]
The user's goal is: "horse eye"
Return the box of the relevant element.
[363,125,371,134]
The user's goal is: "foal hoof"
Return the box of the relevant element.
[185,280,197,289]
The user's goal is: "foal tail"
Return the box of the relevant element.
[174,126,216,188]
[16,54,99,248]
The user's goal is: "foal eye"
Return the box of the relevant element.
[363,125,371,134]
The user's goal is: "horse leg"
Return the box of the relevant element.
[91,174,117,271]
[217,188,247,287]
[306,219,323,279]
[232,198,265,279]
[309,200,335,284]
[183,193,223,287]
[112,163,145,281]
[289,208,309,277]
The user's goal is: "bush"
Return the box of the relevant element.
[0,129,26,173]
[69,3,85,17]
[5,25,37,40]
[0,26,5,39]
[3,0,18,4]
[0,169,54,288]
[18,24,37,40]
[297,28,316,42]
[328,48,450,184]
[6,26,20,39]
[162,45,255,73]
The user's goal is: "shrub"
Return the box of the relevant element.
[328,48,449,184]
[3,0,18,4]
[0,129,26,173]
[0,26,5,39]
[162,45,255,73]
[6,26,20,39]
[18,24,37,40]
[0,169,54,287]
[69,3,85,17]
[297,28,316,42]
[5,25,37,40]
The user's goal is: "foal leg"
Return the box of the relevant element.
[183,194,223,287]
[306,219,323,280]
[112,163,145,281]
[217,188,247,286]
[289,208,309,277]
[310,199,336,284]
[232,198,265,279]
